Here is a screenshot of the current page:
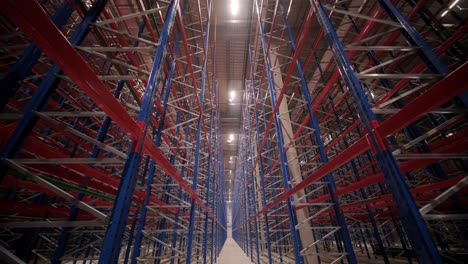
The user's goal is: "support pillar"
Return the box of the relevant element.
[269,48,318,264]
[252,140,266,252]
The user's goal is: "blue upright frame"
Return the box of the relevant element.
[99,1,178,262]
[309,1,442,262]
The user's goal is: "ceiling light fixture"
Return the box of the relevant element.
[441,0,460,17]
[231,0,239,16]
[84,0,92,8]
[228,90,235,103]
[450,0,460,9]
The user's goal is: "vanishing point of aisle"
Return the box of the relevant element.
[217,238,253,264]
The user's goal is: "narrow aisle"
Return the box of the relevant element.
[217,238,253,264]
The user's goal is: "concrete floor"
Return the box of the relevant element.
[216,238,253,264]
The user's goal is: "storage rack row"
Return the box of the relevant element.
[232,0,467,263]
[0,0,227,263]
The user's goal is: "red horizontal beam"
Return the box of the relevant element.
[0,200,95,220]
[378,62,468,138]
[0,0,223,228]
[21,136,176,212]
[303,129,468,206]
[236,137,370,230]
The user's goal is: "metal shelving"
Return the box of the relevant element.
[0,0,226,263]
[0,0,467,264]
[232,0,467,263]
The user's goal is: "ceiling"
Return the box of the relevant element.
[211,0,310,202]
[212,0,252,201]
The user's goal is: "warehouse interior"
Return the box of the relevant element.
[0,0,467,263]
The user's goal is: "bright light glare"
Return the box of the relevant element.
[450,0,460,9]
[231,0,239,16]
[228,91,235,103]
[441,10,449,17]
[229,134,234,141]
